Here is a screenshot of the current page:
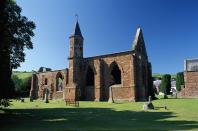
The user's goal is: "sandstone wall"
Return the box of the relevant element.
[83,51,135,101]
[30,69,68,99]
[181,71,198,98]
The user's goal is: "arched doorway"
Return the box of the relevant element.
[43,87,50,100]
[86,66,94,86]
[104,62,122,101]
[85,66,95,100]
[56,72,64,91]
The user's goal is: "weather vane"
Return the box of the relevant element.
[75,14,78,21]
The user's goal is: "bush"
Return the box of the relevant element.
[160,74,171,95]
[176,72,184,91]
[11,74,32,97]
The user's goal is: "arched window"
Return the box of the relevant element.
[56,72,64,91]
[111,63,121,85]
[86,66,94,86]
[45,78,48,85]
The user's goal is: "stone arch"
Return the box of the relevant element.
[84,65,96,101]
[44,78,48,85]
[56,72,64,91]
[86,66,95,86]
[109,61,122,85]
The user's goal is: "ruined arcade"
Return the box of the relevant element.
[30,20,153,102]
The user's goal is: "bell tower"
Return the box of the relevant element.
[69,19,84,59]
[68,17,84,86]
[65,17,84,100]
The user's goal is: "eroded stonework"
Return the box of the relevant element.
[181,72,198,98]
[180,59,198,98]
[30,21,154,101]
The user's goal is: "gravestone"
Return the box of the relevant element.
[30,97,34,102]
[44,88,49,103]
[143,96,154,110]
[20,97,25,103]
[171,87,177,98]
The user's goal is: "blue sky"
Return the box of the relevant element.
[15,0,198,74]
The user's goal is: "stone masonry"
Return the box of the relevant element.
[180,59,198,98]
[30,20,154,102]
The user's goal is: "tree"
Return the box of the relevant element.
[0,0,35,99]
[160,74,171,97]
[176,72,184,91]
[11,74,32,97]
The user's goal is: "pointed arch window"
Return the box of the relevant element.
[111,63,121,85]
[45,78,48,85]
[86,66,94,86]
[56,72,64,91]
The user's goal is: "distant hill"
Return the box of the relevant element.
[12,71,32,80]
[153,73,176,79]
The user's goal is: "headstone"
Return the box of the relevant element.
[164,94,168,99]
[171,87,177,98]
[143,96,154,110]
[30,97,34,102]
[44,88,49,103]
[20,97,25,103]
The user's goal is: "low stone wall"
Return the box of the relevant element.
[111,85,134,101]
[65,87,77,100]
[53,91,63,99]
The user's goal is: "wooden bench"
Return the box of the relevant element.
[65,99,79,107]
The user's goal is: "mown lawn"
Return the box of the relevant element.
[0,98,198,131]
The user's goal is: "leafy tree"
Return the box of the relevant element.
[0,0,35,99]
[160,74,171,96]
[176,72,184,91]
[11,74,31,97]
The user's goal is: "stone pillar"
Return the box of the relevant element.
[44,87,49,103]
[30,73,38,99]
[94,59,102,101]
[65,58,81,100]
[108,86,114,103]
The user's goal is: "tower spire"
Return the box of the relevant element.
[71,14,83,38]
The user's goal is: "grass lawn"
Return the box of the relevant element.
[0,97,198,131]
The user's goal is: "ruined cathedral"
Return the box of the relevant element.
[30,20,153,102]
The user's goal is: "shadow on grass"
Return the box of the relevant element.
[0,107,198,131]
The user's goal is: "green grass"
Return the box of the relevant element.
[1,98,198,131]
